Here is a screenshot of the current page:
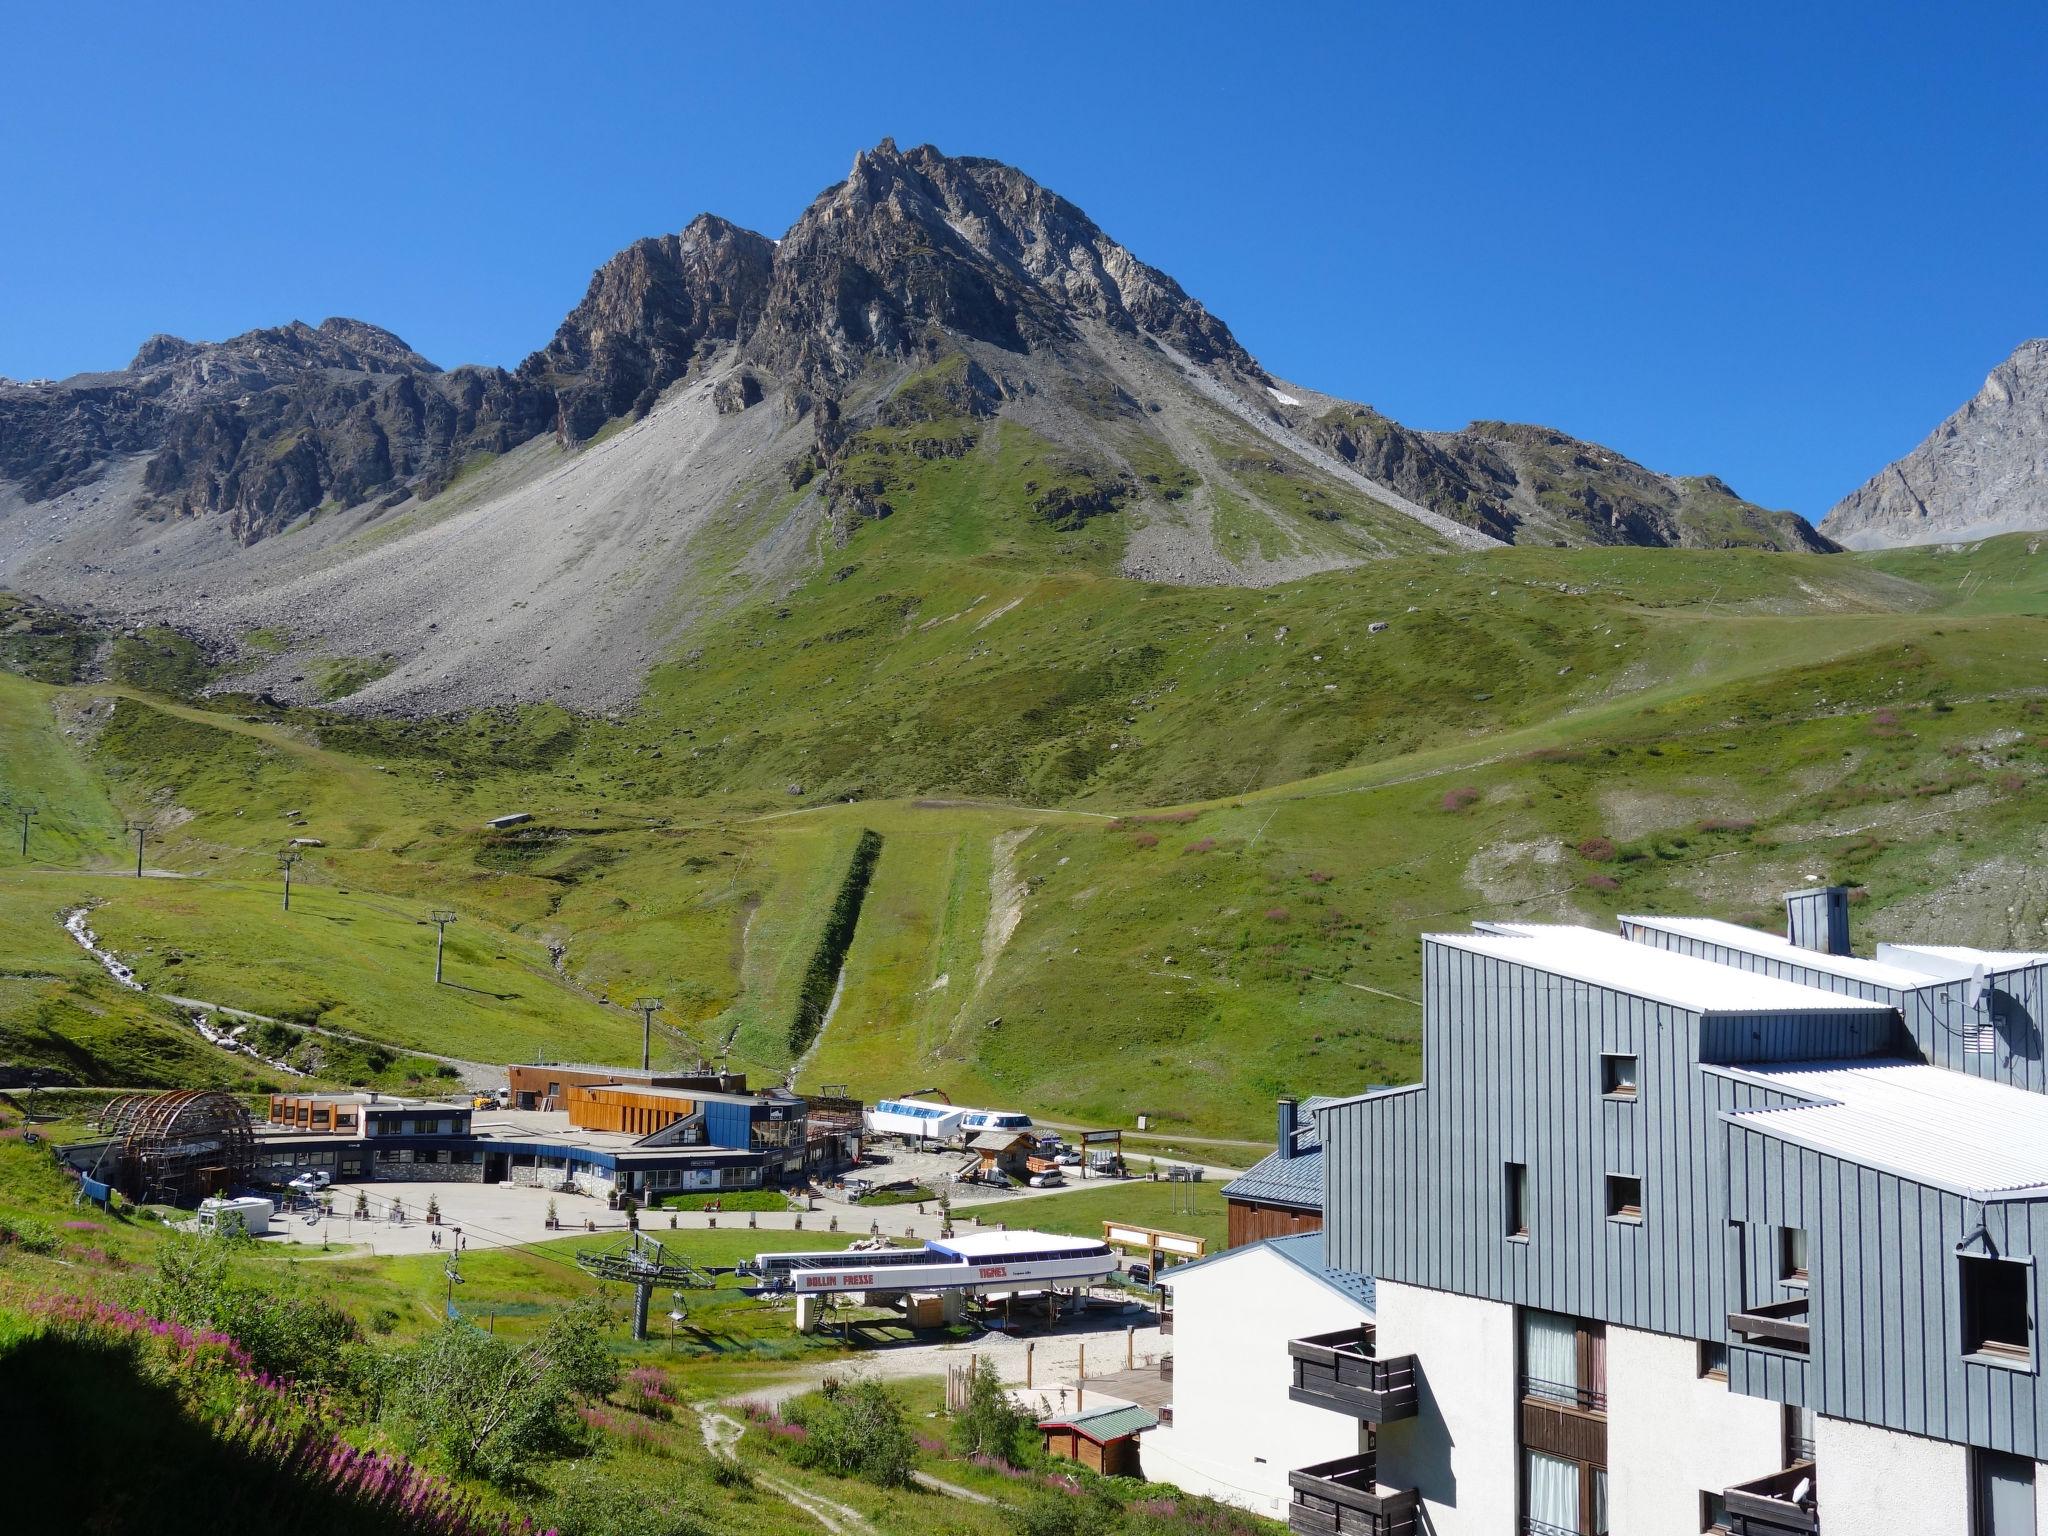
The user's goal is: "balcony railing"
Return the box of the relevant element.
[1723,1462,1818,1535]
[1288,1325,1419,1422]
[1518,1375,1606,1414]
[1728,1297,1811,1353]
[1289,1452,1420,1536]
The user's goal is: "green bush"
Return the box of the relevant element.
[380,1294,617,1483]
[141,1235,361,1387]
[784,1376,917,1487]
[0,1215,60,1254]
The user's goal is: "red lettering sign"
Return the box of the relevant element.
[977,1265,1009,1279]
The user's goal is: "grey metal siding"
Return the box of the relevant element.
[1626,923,2043,1093]
[1321,942,1883,1343]
[1723,1116,2048,1456]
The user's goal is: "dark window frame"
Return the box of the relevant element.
[1506,1160,1530,1240]
[1606,1173,1643,1223]
[1780,1225,1810,1287]
[1960,1252,2035,1370]
[1601,1053,1639,1100]
[1697,1340,1729,1380]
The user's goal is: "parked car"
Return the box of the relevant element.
[288,1170,331,1193]
[1054,1150,1082,1166]
[1027,1171,1064,1188]
[1126,1261,1153,1286]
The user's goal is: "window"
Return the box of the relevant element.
[1973,1450,2037,1536]
[1522,1449,1606,1536]
[1601,1053,1639,1099]
[1606,1174,1643,1222]
[1700,1491,1730,1532]
[1521,1309,1605,1412]
[1961,1254,2033,1365]
[1506,1161,1530,1238]
[1783,1403,1815,1463]
[1698,1340,1728,1380]
[1780,1226,1809,1285]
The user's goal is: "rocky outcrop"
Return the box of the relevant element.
[1293,404,1832,551]
[518,215,776,442]
[746,139,1261,410]
[1822,339,2048,549]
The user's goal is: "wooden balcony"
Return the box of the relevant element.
[1724,1462,1818,1535]
[1288,1325,1419,1422]
[1289,1452,1420,1536]
[1728,1297,1811,1353]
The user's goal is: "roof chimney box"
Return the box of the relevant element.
[1785,886,1852,956]
[1276,1096,1299,1160]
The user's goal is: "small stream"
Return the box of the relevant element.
[62,905,302,1077]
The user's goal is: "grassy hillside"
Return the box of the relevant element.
[2,527,2043,1132]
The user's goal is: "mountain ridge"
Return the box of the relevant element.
[1823,337,2048,548]
[0,139,1836,714]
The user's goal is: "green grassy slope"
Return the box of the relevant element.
[2,514,2043,1131]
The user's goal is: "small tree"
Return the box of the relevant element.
[951,1356,1033,1465]
[354,1188,370,1219]
[425,1193,442,1224]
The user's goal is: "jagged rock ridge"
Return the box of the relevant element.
[1822,339,2048,549]
[0,139,1842,715]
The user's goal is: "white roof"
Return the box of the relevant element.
[1443,925,1886,1014]
[1620,914,1934,990]
[1720,1058,2048,1199]
[1879,943,2048,976]
[931,1230,1103,1258]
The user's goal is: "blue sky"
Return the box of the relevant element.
[2,2,2042,517]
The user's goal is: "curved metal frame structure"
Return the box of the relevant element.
[93,1090,255,1203]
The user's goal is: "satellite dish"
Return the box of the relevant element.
[1968,963,1990,1010]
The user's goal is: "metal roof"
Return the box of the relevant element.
[1038,1404,1158,1441]
[1158,1231,1375,1316]
[1719,1058,2048,1199]
[967,1129,1032,1151]
[1879,943,2048,975]
[1440,925,1889,1014]
[1220,1093,1342,1211]
[1223,1143,1323,1212]
[1618,914,1935,990]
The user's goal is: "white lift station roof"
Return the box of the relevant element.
[1717,1058,2048,1201]
[1619,913,1938,992]
[1443,924,1890,1015]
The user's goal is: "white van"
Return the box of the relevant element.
[197,1196,274,1237]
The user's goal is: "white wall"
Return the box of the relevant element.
[1141,1244,1369,1517]
[1605,1325,1783,1534]
[1373,1279,1519,1536]
[1815,1414,1968,1536]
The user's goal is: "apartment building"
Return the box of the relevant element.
[1255,889,2048,1536]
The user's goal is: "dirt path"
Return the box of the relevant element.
[698,1405,879,1535]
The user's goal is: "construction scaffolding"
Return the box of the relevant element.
[92,1090,256,1204]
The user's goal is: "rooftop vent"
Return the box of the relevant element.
[1276,1096,1299,1160]
[1784,886,1851,957]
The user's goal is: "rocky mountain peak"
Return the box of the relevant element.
[518,213,776,441]
[1822,337,2048,548]
[746,139,1260,406]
